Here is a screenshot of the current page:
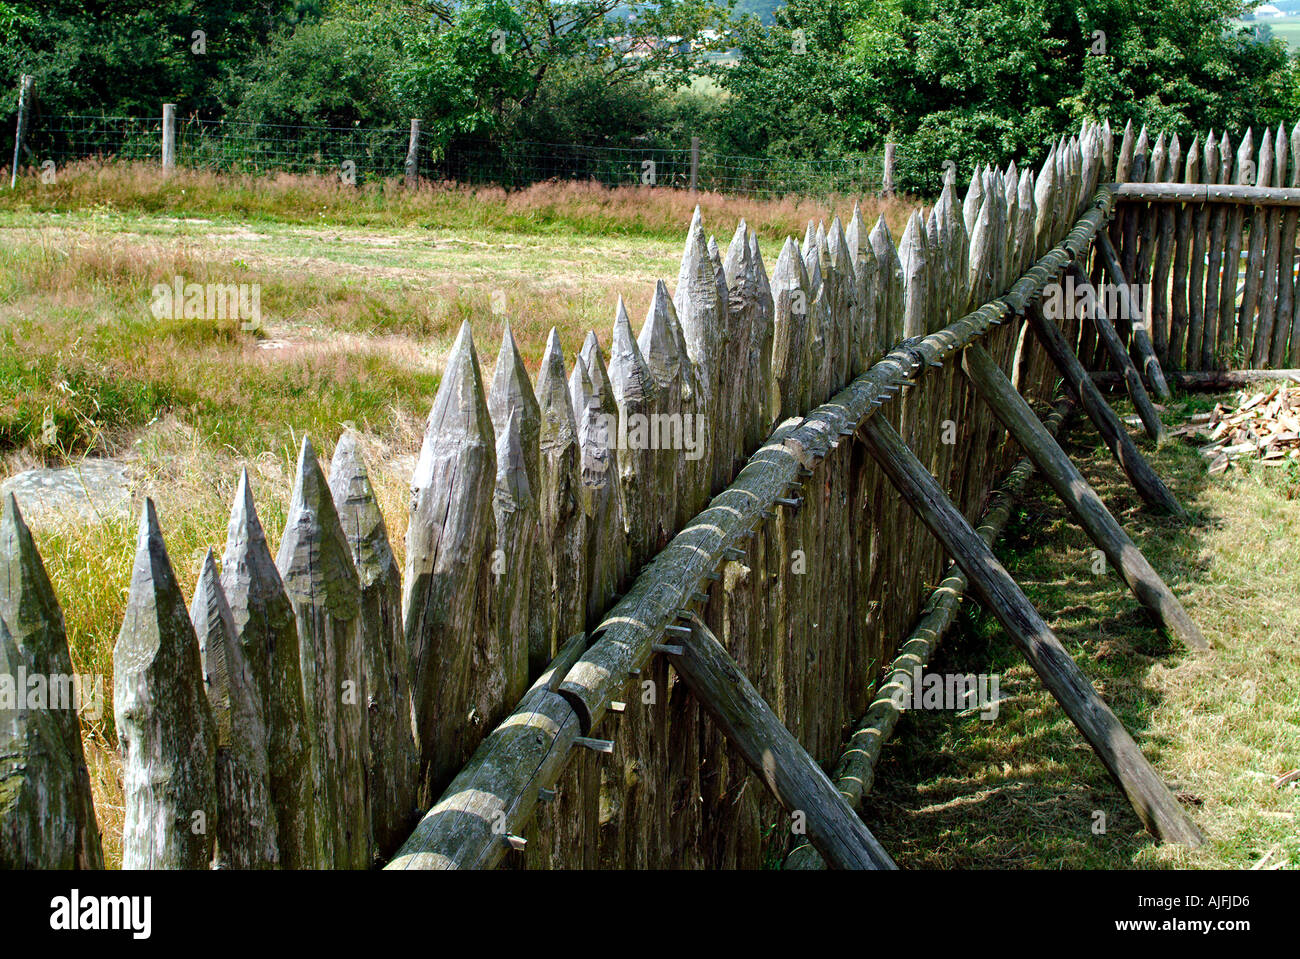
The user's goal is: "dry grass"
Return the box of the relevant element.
[4,161,917,243]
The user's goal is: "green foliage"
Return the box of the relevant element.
[721,0,1300,193]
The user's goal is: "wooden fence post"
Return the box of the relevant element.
[690,135,699,192]
[10,74,34,189]
[115,499,217,869]
[883,142,896,196]
[220,470,315,868]
[191,549,278,868]
[161,103,176,173]
[0,493,103,868]
[405,118,421,187]
[276,437,370,869]
[329,433,421,861]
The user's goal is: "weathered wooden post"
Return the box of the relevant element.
[0,494,103,868]
[220,469,315,868]
[405,118,421,188]
[0,615,84,868]
[667,615,896,870]
[488,321,543,708]
[161,103,176,174]
[115,499,217,869]
[10,75,34,189]
[277,437,370,869]
[536,327,587,656]
[191,550,278,868]
[883,142,897,196]
[403,322,497,799]
[690,135,700,192]
[329,433,421,861]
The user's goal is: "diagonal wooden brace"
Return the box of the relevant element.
[962,344,1208,651]
[860,415,1203,847]
[1025,298,1186,518]
[1066,262,1166,442]
[1096,231,1173,400]
[668,612,897,870]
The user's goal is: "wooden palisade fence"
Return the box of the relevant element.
[16,114,1291,869]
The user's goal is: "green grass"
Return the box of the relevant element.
[860,390,1300,868]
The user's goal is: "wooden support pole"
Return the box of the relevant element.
[883,143,897,196]
[1096,231,1172,400]
[667,613,896,870]
[10,75,33,189]
[1067,263,1165,442]
[962,344,1208,651]
[859,416,1203,847]
[1025,297,1186,518]
[689,135,699,193]
[161,103,176,174]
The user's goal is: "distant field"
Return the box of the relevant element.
[1239,16,1300,51]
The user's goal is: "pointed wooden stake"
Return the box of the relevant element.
[115,499,217,869]
[278,436,370,869]
[329,432,421,860]
[0,493,103,868]
[220,469,315,868]
[192,549,278,868]
[404,321,498,798]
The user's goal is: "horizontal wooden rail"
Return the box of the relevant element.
[1091,369,1300,389]
[1113,182,1300,205]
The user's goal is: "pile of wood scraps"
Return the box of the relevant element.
[1171,386,1300,475]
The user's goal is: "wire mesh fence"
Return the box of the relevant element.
[17,113,885,198]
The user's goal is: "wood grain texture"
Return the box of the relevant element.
[278,437,370,869]
[220,470,315,867]
[191,550,278,868]
[0,493,103,868]
[329,433,421,861]
[115,499,217,869]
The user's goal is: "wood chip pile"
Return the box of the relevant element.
[1171,385,1300,475]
